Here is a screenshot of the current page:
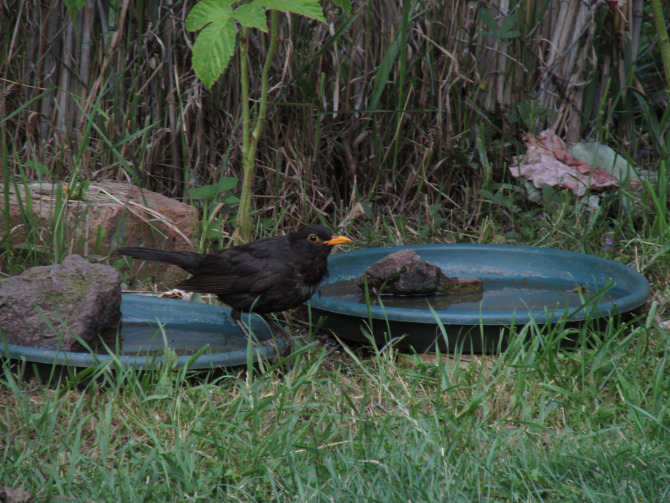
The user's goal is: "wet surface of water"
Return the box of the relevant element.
[114,325,248,356]
[93,322,269,357]
[321,278,619,313]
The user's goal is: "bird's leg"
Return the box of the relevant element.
[230,310,289,354]
[260,314,291,351]
[230,309,252,339]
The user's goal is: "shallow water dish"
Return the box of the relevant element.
[1,295,285,370]
[309,244,650,352]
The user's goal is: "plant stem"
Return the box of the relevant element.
[234,10,279,244]
[235,25,251,244]
[1,101,10,248]
[650,0,670,96]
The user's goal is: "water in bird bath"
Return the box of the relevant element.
[115,324,251,356]
[321,277,619,313]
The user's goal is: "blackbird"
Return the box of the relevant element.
[117,224,351,341]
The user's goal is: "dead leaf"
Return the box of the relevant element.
[509,130,619,196]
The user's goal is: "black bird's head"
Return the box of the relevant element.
[289,224,351,281]
[290,224,351,249]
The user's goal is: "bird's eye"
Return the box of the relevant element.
[308,233,320,243]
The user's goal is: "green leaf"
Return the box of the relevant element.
[191,18,238,88]
[64,0,88,17]
[189,177,238,200]
[500,14,520,39]
[23,160,51,177]
[234,3,268,32]
[479,8,519,42]
[479,8,498,36]
[186,0,234,32]
[329,0,351,15]
[262,0,326,23]
[367,33,401,114]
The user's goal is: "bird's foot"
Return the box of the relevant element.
[232,315,289,356]
[258,316,291,355]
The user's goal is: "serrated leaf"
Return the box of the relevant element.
[186,0,234,32]
[262,0,326,23]
[189,177,238,200]
[189,185,218,200]
[191,18,237,88]
[214,176,239,192]
[234,3,268,32]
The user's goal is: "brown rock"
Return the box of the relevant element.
[0,181,195,253]
[0,181,197,284]
[356,249,483,296]
[0,255,122,350]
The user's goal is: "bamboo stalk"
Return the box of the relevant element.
[85,0,130,116]
[165,9,180,196]
[56,20,74,133]
[79,2,93,101]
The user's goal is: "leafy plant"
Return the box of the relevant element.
[479,8,520,43]
[185,0,349,242]
[513,99,557,132]
[188,176,239,251]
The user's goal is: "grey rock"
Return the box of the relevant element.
[0,255,122,350]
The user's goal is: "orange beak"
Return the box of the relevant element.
[323,234,352,246]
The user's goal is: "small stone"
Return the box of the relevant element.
[356,249,483,296]
[0,255,122,350]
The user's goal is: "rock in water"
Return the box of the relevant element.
[0,255,121,350]
[356,249,482,296]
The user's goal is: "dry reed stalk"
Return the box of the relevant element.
[0,0,649,235]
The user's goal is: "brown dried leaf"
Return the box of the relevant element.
[509,130,619,196]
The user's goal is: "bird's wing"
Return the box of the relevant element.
[176,246,296,296]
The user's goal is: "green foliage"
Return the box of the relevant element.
[184,0,347,242]
[188,176,238,201]
[513,100,557,131]
[188,177,241,251]
[186,0,327,88]
[479,8,520,42]
[186,1,238,89]
[64,0,88,17]
[1,311,668,501]
[650,0,670,93]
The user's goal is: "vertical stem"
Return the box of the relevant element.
[1,89,10,248]
[234,10,279,244]
[165,2,181,197]
[79,3,93,101]
[650,0,670,95]
[234,25,252,244]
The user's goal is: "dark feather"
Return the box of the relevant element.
[117,224,350,317]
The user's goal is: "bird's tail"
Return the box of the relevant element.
[116,247,204,275]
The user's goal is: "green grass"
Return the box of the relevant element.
[2,3,670,499]
[2,169,670,501]
[1,306,668,501]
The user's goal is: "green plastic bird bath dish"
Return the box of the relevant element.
[1,295,285,371]
[308,244,651,353]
